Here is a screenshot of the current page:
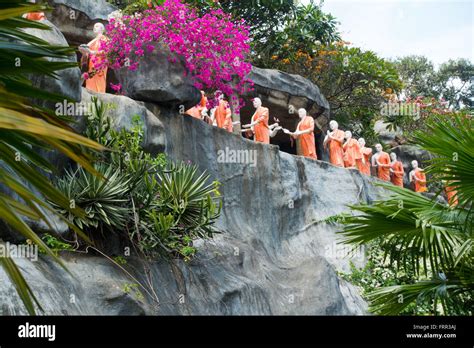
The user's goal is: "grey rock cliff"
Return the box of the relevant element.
[0,92,392,315]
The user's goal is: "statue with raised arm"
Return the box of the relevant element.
[409,160,427,192]
[323,120,345,167]
[372,143,391,181]
[356,138,372,175]
[283,109,317,159]
[242,97,270,144]
[79,23,108,93]
[389,152,404,187]
[342,131,361,168]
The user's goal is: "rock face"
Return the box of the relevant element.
[24,19,82,104]
[240,67,330,159]
[0,98,393,315]
[46,0,117,46]
[115,44,202,110]
[81,89,167,155]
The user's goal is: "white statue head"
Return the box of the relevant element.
[375,143,383,153]
[298,108,307,119]
[390,152,397,161]
[345,130,352,139]
[358,138,366,147]
[411,160,419,169]
[252,97,262,109]
[215,90,224,100]
[93,23,105,35]
[329,120,338,131]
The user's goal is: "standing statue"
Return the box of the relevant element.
[213,91,233,132]
[409,160,427,193]
[323,120,345,167]
[186,90,207,120]
[242,97,270,144]
[356,138,372,175]
[342,131,361,168]
[23,0,46,21]
[389,152,404,187]
[79,23,108,93]
[372,144,391,181]
[283,109,317,159]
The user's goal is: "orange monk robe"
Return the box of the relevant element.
[390,161,404,187]
[413,168,428,192]
[445,183,458,206]
[296,116,317,159]
[343,138,361,168]
[186,93,207,119]
[356,147,372,175]
[215,100,233,132]
[25,12,46,21]
[251,107,270,144]
[85,36,108,93]
[376,152,391,181]
[326,129,345,167]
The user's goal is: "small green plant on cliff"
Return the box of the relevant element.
[39,234,74,255]
[54,97,221,260]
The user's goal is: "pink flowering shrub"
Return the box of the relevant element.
[100,0,253,112]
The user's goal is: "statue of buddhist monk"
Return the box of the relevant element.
[342,131,361,168]
[242,97,270,144]
[409,160,427,193]
[323,120,345,167]
[186,90,207,120]
[213,91,233,132]
[372,144,391,181]
[283,109,317,159]
[389,152,404,187]
[23,0,46,20]
[80,23,108,93]
[444,183,459,206]
[356,138,372,175]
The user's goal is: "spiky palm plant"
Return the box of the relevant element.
[0,0,102,314]
[338,115,473,315]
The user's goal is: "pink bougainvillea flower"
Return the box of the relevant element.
[110,83,122,92]
[100,0,253,113]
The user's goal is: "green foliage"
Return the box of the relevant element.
[121,282,144,301]
[40,233,74,255]
[255,0,340,67]
[113,256,128,265]
[340,245,434,315]
[392,55,473,110]
[0,0,102,314]
[271,42,402,143]
[336,116,473,315]
[54,97,221,260]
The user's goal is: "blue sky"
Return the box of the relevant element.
[307,0,473,66]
